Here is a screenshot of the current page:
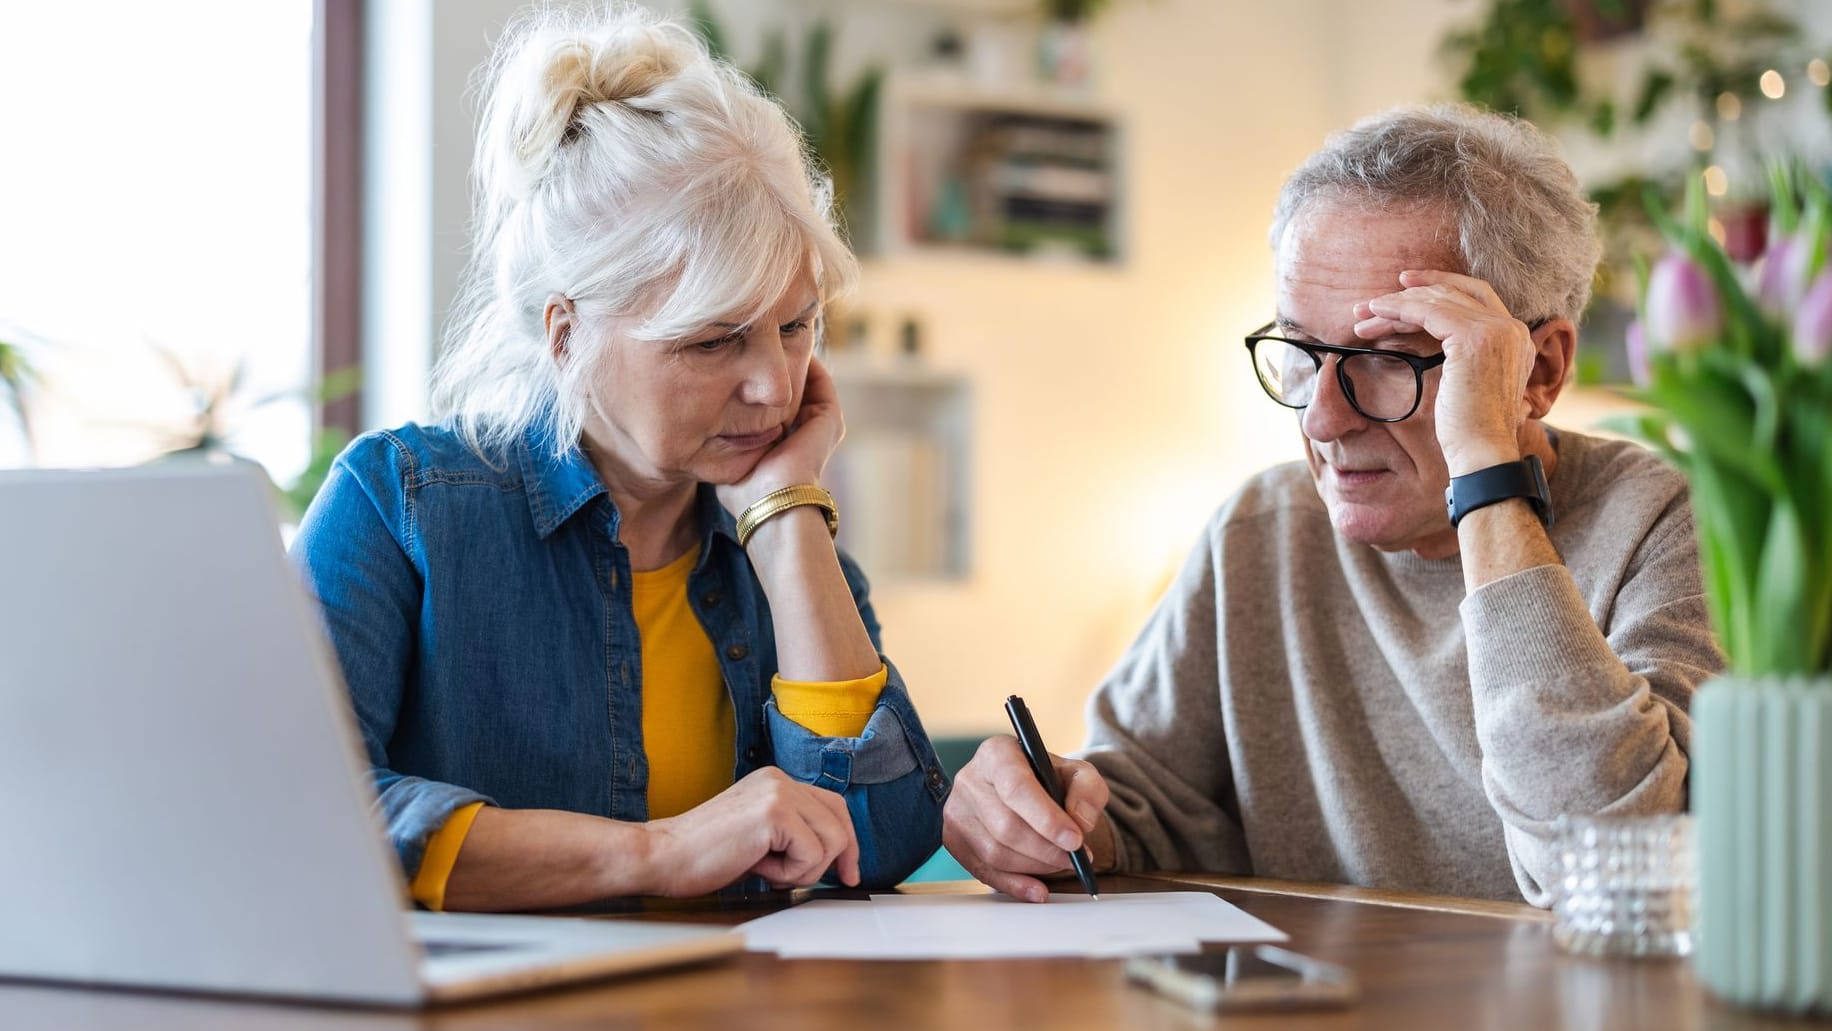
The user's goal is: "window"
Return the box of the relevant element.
[0,2,315,482]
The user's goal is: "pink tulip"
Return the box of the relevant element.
[1792,269,1832,366]
[1644,254,1721,354]
[1624,319,1650,385]
[1757,233,1813,319]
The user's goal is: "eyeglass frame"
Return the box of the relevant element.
[1242,320,1449,423]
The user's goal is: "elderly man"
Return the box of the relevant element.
[942,104,1721,906]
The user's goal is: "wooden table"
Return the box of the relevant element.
[1,874,1821,1029]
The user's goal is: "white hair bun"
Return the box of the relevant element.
[482,6,703,202]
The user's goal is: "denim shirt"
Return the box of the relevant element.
[289,421,948,892]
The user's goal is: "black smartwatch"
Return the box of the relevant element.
[1445,454,1552,529]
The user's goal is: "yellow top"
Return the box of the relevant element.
[634,544,736,821]
[408,542,887,909]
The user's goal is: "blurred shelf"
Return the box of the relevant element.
[875,70,1127,265]
[891,73,1119,121]
[826,355,972,582]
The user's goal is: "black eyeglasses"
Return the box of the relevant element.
[1243,321,1447,423]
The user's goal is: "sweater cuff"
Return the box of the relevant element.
[772,664,887,738]
[1461,563,1619,694]
[407,801,485,911]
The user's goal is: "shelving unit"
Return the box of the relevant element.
[825,355,971,581]
[875,71,1127,263]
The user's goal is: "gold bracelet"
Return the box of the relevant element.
[735,484,839,549]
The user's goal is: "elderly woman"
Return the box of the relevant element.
[292,5,945,912]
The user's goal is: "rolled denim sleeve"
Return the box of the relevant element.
[764,551,948,887]
[289,435,492,881]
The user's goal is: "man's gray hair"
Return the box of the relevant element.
[1270,103,1601,324]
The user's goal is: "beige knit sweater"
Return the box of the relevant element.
[1082,427,1722,905]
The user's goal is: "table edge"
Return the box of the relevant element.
[1135,872,1554,923]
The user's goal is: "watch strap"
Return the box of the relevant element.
[1445,454,1551,529]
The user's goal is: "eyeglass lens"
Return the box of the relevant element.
[1252,338,1422,421]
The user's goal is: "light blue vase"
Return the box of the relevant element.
[1692,677,1832,1014]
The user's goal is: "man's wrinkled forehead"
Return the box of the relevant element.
[1278,193,1464,263]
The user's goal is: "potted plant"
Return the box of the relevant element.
[690,5,882,250]
[147,346,360,522]
[1623,167,1832,1014]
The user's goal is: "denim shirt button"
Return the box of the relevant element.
[925,766,944,788]
[744,745,762,764]
[725,643,749,661]
[701,590,721,607]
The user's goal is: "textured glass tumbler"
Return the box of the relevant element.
[1551,813,1695,959]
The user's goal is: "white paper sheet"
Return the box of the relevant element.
[737,891,1285,960]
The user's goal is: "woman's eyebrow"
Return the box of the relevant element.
[710,299,820,332]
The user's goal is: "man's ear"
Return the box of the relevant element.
[1525,318,1577,420]
[543,293,576,364]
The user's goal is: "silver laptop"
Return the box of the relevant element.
[0,461,740,1006]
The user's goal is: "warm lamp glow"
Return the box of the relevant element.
[1810,59,1830,87]
[1717,92,1743,120]
[1760,70,1786,99]
[1704,166,1728,197]
[1689,120,1715,151]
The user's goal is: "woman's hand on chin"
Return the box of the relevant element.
[716,357,845,516]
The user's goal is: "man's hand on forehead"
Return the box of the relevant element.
[1353,269,1524,344]
[1356,269,1545,477]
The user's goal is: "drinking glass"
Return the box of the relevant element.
[1551,813,1695,959]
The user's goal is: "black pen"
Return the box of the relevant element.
[1004,694,1100,900]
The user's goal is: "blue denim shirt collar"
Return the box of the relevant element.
[515,420,741,553]
[517,422,604,540]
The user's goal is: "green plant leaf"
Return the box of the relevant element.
[1649,354,1784,492]
[1687,449,1766,666]
[313,366,363,405]
[1751,499,1812,672]
[1766,160,1799,237]
[1600,411,1687,469]
[688,0,728,61]
[1589,98,1616,136]
[281,427,352,522]
[800,20,832,146]
[1631,69,1674,124]
[752,30,786,97]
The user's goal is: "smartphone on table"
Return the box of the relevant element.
[1125,945,1358,1012]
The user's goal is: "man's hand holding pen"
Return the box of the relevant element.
[942,715,1114,904]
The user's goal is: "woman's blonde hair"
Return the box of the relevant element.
[430,2,858,458]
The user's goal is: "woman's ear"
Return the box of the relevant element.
[1525,318,1577,420]
[543,293,577,363]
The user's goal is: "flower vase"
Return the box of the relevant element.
[1692,676,1832,1014]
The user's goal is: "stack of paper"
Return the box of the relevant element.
[739,891,1285,960]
